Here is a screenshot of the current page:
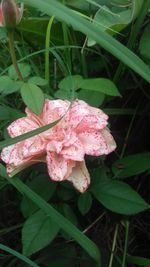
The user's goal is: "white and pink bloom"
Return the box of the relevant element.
[0,99,116,192]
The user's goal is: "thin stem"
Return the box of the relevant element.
[8,31,24,81]
[45,16,55,84]
[108,224,119,267]
[120,102,140,158]
[121,221,129,267]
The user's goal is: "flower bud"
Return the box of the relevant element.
[0,0,23,29]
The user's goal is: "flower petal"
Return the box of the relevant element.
[7,117,39,137]
[101,128,117,154]
[0,7,4,26]
[61,139,85,161]
[67,161,90,193]
[46,152,69,181]
[78,129,115,156]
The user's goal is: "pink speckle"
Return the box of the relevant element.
[0,98,116,192]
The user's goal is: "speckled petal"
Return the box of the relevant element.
[101,128,117,154]
[46,152,68,181]
[61,139,85,161]
[1,144,25,165]
[7,117,39,138]
[78,129,113,156]
[67,161,90,193]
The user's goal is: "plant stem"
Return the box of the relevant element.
[8,30,24,81]
[121,221,129,267]
[108,224,118,267]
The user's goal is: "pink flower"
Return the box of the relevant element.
[1,99,116,192]
[0,0,23,28]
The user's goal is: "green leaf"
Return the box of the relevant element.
[21,175,57,218]
[22,0,150,83]
[59,75,83,91]
[78,192,92,215]
[91,180,149,214]
[0,76,12,93]
[80,78,121,96]
[8,63,31,80]
[0,105,23,120]
[139,24,150,61]
[0,76,23,95]
[78,90,105,107]
[21,82,45,115]
[29,76,48,86]
[127,256,150,267]
[22,210,59,256]
[6,176,101,265]
[112,153,150,178]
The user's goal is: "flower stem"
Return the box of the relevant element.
[108,224,118,267]
[8,30,24,81]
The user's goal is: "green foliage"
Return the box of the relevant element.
[112,153,150,178]
[21,82,45,115]
[22,210,60,256]
[139,24,150,62]
[59,75,120,96]
[0,0,150,266]
[91,180,149,214]
[78,192,93,215]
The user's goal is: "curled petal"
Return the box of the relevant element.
[67,161,90,193]
[76,114,108,133]
[61,139,85,161]
[46,152,69,181]
[7,117,39,138]
[78,129,116,156]
[101,128,117,154]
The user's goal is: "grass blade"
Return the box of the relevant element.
[22,0,150,83]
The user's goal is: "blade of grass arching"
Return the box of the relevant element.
[0,243,39,267]
[0,118,61,150]
[22,0,150,84]
[114,0,150,83]
[45,16,55,85]
[5,176,101,267]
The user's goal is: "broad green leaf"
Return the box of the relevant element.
[29,76,48,86]
[8,63,31,80]
[22,0,150,83]
[0,105,23,120]
[21,82,45,115]
[127,256,150,267]
[0,76,12,93]
[139,24,150,61]
[54,88,78,100]
[22,210,59,256]
[112,153,150,178]
[21,175,57,218]
[0,76,23,95]
[59,75,83,91]
[78,192,92,215]
[80,78,121,96]
[78,90,105,107]
[91,180,149,214]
